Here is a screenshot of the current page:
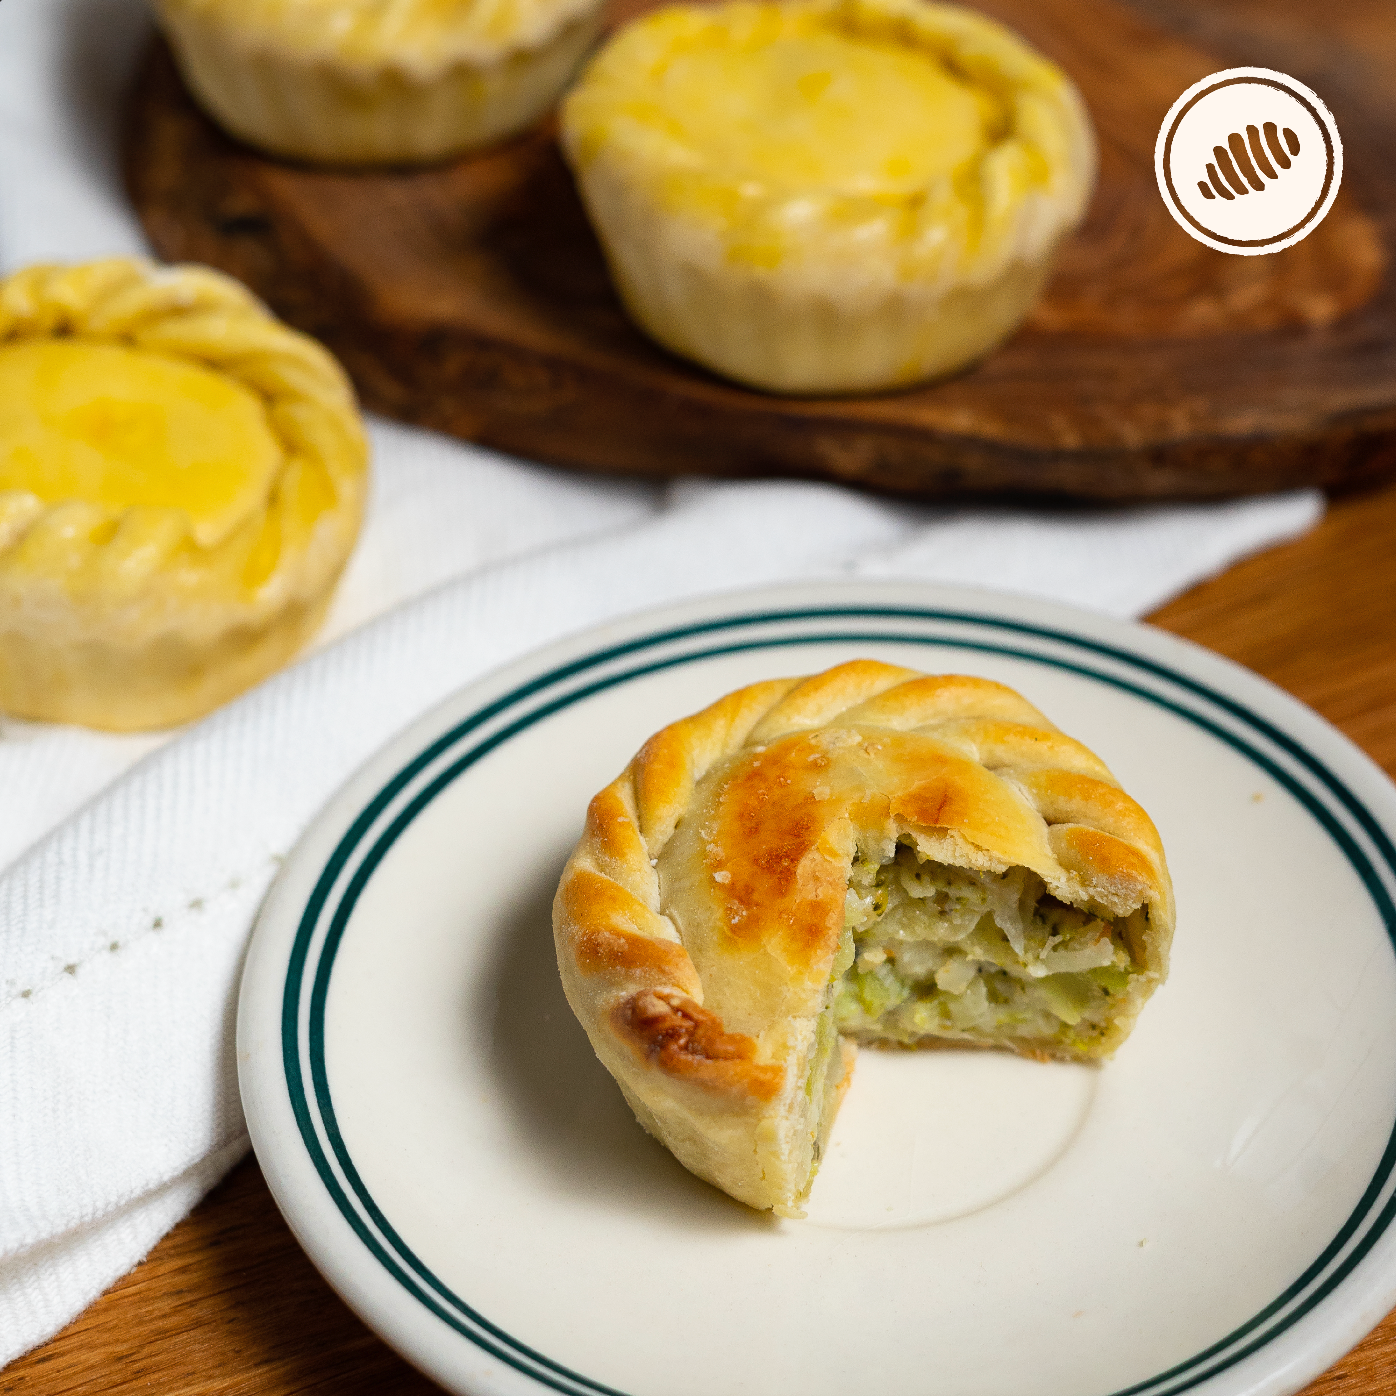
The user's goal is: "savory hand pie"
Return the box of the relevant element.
[553,661,1173,1214]
[0,258,367,731]
[560,0,1095,394]
[154,0,606,165]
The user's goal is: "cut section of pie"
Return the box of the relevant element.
[560,0,1096,393]
[553,661,1173,1214]
[0,258,367,731]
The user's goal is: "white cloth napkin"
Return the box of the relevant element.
[0,0,1324,1366]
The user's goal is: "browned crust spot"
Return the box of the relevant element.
[572,921,695,982]
[1021,768,1165,858]
[753,659,913,736]
[562,868,700,990]
[613,989,784,1101]
[1050,823,1160,904]
[632,725,693,844]
[582,783,648,879]
[845,673,1053,731]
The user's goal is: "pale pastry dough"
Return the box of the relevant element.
[154,0,606,164]
[0,258,367,732]
[561,0,1096,394]
[553,661,1173,1214]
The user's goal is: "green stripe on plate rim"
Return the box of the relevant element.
[279,604,1396,1396]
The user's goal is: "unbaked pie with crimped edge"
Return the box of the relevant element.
[0,258,367,732]
[553,660,1173,1215]
[154,0,608,165]
[561,0,1095,394]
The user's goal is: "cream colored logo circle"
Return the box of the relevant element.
[1155,67,1342,256]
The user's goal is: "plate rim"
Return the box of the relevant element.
[239,579,1396,1396]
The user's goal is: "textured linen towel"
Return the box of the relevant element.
[0,0,1324,1365]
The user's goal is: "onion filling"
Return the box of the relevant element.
[831,844,1137,1050]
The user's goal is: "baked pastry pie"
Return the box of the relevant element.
[561,0,1095,394]
[154,0,607,165]
[0,258,367,732]
[553,661,1173,1214]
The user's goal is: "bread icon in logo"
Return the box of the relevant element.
[1198,123,1300,200]
[1156,68,1341,254]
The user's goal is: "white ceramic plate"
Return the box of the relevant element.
[239,581,1396,1396]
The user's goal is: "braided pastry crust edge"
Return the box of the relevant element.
[0,258,367,731]
[153,0,606,165]
[552,660,1174,1214]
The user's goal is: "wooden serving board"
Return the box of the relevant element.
[123,0,1396,501]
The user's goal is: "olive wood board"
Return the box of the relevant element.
[123,0,1396,502]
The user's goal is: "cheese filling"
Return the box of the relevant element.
[833,844,1137,1050]
[0,340,283,548]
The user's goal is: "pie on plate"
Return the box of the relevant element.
[553,659,1174,1214]
[239,586,1396,1396]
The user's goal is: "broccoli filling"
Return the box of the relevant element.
[832,844,1138,1051]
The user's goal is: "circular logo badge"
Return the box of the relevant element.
[1155,67,1342,256]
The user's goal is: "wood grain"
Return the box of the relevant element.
[122,0,1396,502]
[6,474,1396,1396]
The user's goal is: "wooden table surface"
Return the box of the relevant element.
[5,478,1396,1395]
[121,0,1396,504]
